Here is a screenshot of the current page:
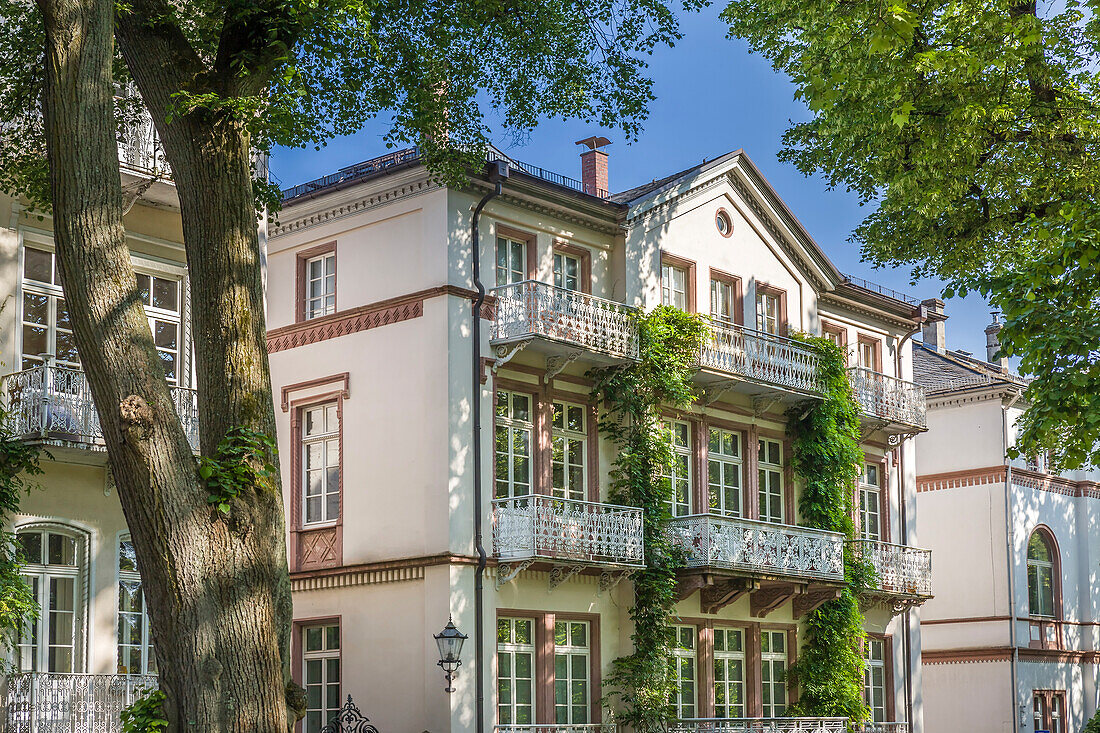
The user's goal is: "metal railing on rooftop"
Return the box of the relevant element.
[841,275,920,307]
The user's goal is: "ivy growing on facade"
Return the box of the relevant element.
[784,334,872,722]
[589,305,707,731]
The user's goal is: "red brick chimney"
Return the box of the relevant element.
[576,136,611,196]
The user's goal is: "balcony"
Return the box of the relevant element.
[496,727,615,733]
[699,319,820,398]
[118,110,169,178]
[851,725,909,733]
[490,281,639,368]
[1,672,157,733]
[847,368,926,431]
[3,364,199,452]
[850,540,932,604]
[492,496,644,586]
[667,718,848,732]
[669,515,844,582]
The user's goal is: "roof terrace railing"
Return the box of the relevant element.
[841,274,920,307]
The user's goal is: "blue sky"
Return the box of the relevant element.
[271,4,997,359]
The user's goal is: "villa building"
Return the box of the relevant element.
[0,125,934,732]
[915,313,1100,733]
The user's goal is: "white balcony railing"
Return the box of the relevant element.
[492,495,644,568]
[847,368,926,429]
[851,724,909,733]
[3,364,199,451]
[667,719,848,732]
[491,281,640,360]
[701,318,820,395]
[849,540,932,598]
[2,673,157,733]
[117,103,170,177]
[668,515,845,582]
[496,726,616,733]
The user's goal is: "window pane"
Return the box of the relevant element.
[24,249,53,283]
[152,278,178,311]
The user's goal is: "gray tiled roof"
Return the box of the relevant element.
[913,341,1027,393]
[609,149,742,204]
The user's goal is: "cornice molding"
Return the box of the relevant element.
[917,465,1100,498]
[290,552,480,592]
[270,176,439,238]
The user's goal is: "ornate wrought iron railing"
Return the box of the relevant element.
[667,718,849,732]
[847,368,926,429]
[1,672,157,733]
[849,540,932,598]
[496,726,616,733]
[667,514,845,582]
[117,103,170,177]
[2,364,199,451]
[701,318,820,395]
[850,724,909,733]
[492,495,644,568]
[491,281,640,360]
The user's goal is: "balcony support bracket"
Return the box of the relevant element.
[548,563,585,591]
[887,431,921,446]
[496,559,534,588]
[701,578,758,614]
[700,381,739,407]
[859,418,888,442]
[544,351,583,384]
[598,569,635,594]
[750,581,800,618]
[752,395,783,419]
[792,585,843,617]
[492,339,533,374]
[675,573,710,601]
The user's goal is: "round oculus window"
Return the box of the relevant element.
[716,210,733,237]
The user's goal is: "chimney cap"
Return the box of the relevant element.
[575,136,612,151]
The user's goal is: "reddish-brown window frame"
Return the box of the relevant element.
[291,615,342,733]
[289,389,345,571]
[715,208,735,239]
[661,252,697,313]
[754,282,788,336]
[552,242,592,295]
[856,334,884,373]
[496,225,538,285]
[295,241,337,323]
[1027,525,1064,650]
[754,426,795,524]
[1031,689,1067,733]
[708,268,744,326]
[863,633,896,723]
[697,416,749,519]
[821,320,848,364]
[495,609,603,725]
[855,454,890,543]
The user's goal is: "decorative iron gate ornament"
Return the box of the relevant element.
[319,695,379,733]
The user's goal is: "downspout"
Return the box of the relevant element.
[471,160,508,733]
[1003,388,1023,733]
[894,324,921,729]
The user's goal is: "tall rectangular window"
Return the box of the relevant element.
[304,252,336,320]
[859,463,882,542]
[554,620,590,724]
[497,618,535,725]
[21,247,77,370]
[758,439,784,524]
[859,339,879,371]
[551,401,587,501]
[136,272,182,383]
[117,536,156,675]
[302,404,340,525]
[710,278,734,324]
[553,252,582,292]
[496,236,527,286]
[495,391,533,500]
[708,427,742,517]
[713,627,746,719]
[864,638,887,723]
[302,624,340,733]
[662,264,688,310]
[662,420,692,517]
[756,292,780,335]
[761,630,788,717]
[669,625,696,719]
[17,529,83,673]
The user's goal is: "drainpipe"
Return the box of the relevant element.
[1003,388,1023,733]
[471,160,509,733]
[894,315,924,730]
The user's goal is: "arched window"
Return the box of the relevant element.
[1027,530,1058,618]
[16,525,87,672]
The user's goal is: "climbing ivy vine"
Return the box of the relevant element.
[197,427,279,515]
[589,306,707,732]
[784,334,871,722]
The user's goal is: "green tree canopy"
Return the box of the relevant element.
[721,0,1100,467]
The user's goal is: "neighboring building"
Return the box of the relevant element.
[266,142,932,733]
[915,307,1100,733]
[0,126,934,731]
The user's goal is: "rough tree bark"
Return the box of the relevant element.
[36,0,297,730]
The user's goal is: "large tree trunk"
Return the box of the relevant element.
[38,1,296,731]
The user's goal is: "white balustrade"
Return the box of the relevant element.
[492,495,644,568]
[701,318,820,394]
[668,515,845,582]
[667,718,849,732]
[2,673,157,733]
[496,726,616,733]
[851,724,909,733]
[849,540,932,597]
[491,281,639,359]
[117,105,170,177]
[847,368,926,429]
[3,364,199,451]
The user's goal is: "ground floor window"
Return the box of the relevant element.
[1033,690,1066,733]
[760,630,788,717]
[713,627,746,718]
[302,623,340,733]
[670,625,697,718]
[497,618,535,725]
[863,637,887,722]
